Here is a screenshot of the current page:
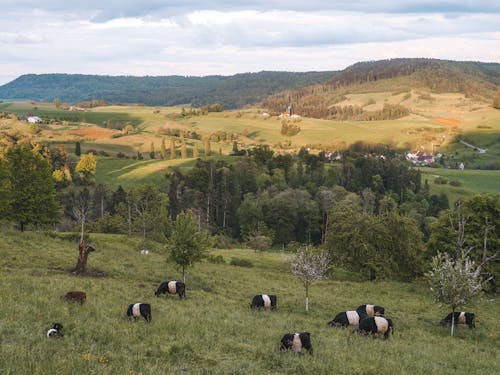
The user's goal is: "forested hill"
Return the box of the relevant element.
[263,58,500,118]
[0,71,336,109]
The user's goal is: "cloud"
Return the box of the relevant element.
[0,2,498,84]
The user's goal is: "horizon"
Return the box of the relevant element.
[1,1,499,85]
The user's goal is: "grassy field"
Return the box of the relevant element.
[0,231,498,374]
[420,167,500,203]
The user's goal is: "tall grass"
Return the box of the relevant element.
[0,231,498,374]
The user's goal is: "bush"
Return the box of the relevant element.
[212,234,237,249]
[206,255,226,264]
[449,180,462,187]
[246,235,272,252]
[230,258,253,268]
[434,177,448,185]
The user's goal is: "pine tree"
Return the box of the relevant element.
[150,142,156,159]
[193,143,199,158]
[181,136,187,159]
[5,144,60,230]
[204,138,211,156]
[170,138,176,160]
[75,141,81,156]
[160,138,167,159]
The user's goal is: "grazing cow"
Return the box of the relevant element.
[47,323,64,338]
[440,312,475,329]
[358,316,393,339]
[327,310,367,327]
[155,281,186,299]
[63,291,86,304]
[356,304,385,317]
[280,332,313,355]
[126,303,152,323]
[250,294,277,310]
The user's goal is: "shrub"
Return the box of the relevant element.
[206,255,226,264]
[230,258,253,268]
[449,180,462,187]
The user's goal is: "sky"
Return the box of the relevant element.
[0,1,499,84]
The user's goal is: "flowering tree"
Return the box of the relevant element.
[427,251,483,336]
[290,247,331,311]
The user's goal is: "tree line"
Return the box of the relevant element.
[0,142,497,284]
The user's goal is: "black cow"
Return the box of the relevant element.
[356,304,385,317]
[126,303,152,323]
[327,310,367,327]
[250,294,277,310]
[155,281,186,299]
[280,332,313,354]
[47,323,64,338]
[440,312,475,329]
[358,316,393,339]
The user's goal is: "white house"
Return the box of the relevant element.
[27,116,42,123]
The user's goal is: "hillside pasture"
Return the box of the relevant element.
[0,231,498,374]
[419,167,500,203]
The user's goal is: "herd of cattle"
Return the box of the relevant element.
[48,284,476,354]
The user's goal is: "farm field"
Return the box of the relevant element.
[419,167,500,203]
[0,231,498,374]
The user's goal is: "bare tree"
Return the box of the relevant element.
[72,188,94,274]
[290,247,331,311]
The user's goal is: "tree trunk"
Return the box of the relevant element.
[451,308,455,336]
[182,266,186,284]
[305,285,309,312]
[74,240,94,274]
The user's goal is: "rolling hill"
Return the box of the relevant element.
[263,58,500,119]
[0,71,336,109]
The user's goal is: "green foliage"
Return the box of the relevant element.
[229,257,254,267]
[326,202,425,280]
[75,141,81,156]
[4,144,60,230]
[166,211,213,281]
[0,157,12,217]
[246,234,272,252]
[0,71,335,109]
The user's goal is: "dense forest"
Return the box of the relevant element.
[263,58,500,118]
[1,141,497,283]
[0,71,335,109]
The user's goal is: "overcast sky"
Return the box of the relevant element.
[0,1,499,84]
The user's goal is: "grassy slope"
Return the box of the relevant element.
[0,231,498,374]
[419,168,500,203]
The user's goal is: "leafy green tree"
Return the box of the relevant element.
[0,157,12,217]
[5,144,60,230]
[166,210,212,283]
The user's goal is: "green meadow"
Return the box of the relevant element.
[419,167,500,203]
[0,231,498,374]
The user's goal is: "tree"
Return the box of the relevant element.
[75,153,97,183]
[166,211,212,283]
[53,98,61,108]
[290,247,331,311]
[150,142,156,159]
[427,251,483,336]
[204,138,211,156]
[75,141,81,156]
[160,138,167,159]
[5,144,60,230]
[72,188,90,243]
[170,138,176,160]
[493,91,500,109]
[193,143,199,158]
[181,136,187,159]
[0,157,12,217]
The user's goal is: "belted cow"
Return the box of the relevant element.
[155,281,186,299]
[250,294,277,310]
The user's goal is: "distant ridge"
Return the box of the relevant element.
[263,58,500,118]
[0,71,336,109]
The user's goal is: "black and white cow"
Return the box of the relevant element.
[327,310,367,327]
[126,303,152,323]
[155,281,186,299]
[280,332,313,354]
[356,304,385,317]
[440,312,475,329]
[250,294,277,310]
[358,316,393,339]
[47,323,64,338]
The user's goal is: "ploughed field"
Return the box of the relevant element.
[0,231,498,374]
